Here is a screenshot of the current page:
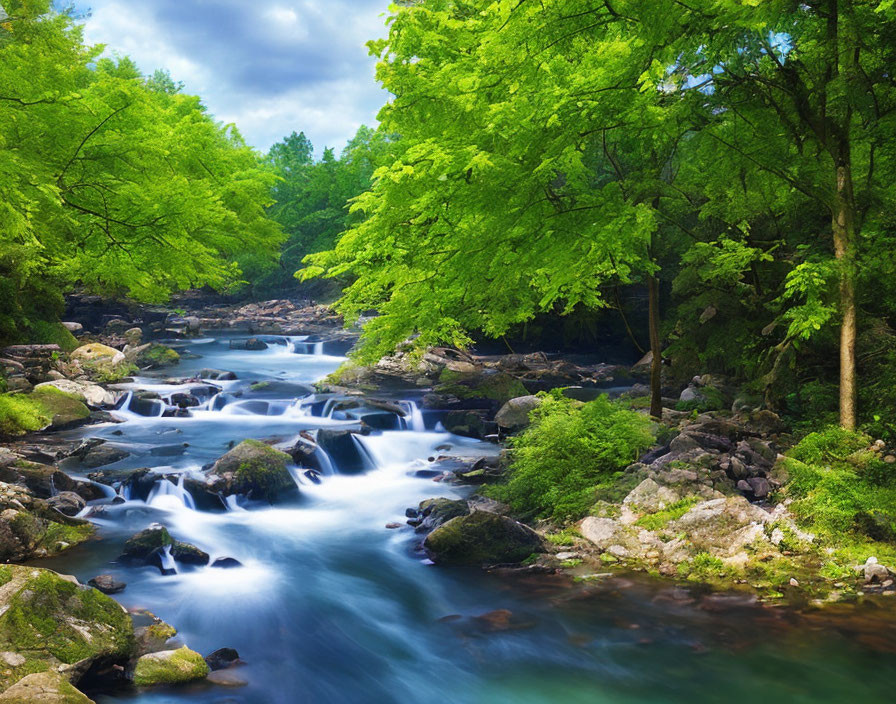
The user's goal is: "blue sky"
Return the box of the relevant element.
[72,1,391,155]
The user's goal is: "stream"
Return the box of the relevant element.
[35,334,896,703]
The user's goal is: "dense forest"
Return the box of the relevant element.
[2,2,896,701]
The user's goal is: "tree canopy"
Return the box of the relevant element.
[304,0,896,430]
[0,0,283,342]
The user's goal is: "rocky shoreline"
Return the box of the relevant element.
[0,296,894,700]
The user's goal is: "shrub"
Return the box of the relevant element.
[488,391,654,521]
[783,427,896,540]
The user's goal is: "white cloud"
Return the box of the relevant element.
[74,0,391,154]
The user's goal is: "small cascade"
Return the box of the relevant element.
[313,445,335,475]
[224,494,246,512]
[158,545,178,575]
[313,341,325,355]
[404,401,425,432]
[147,475,196,510]
[350,434,377,472]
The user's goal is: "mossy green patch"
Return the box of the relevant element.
[436,369,529,403]
[0,567,134,689]
[141,344,180,367]
[133,646,209,687]
[635,497,701,531]
[0,394,51,437]
[40,522,94,554]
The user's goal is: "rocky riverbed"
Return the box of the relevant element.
[0,299,894,702]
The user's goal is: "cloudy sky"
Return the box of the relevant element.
[72,1,392,155]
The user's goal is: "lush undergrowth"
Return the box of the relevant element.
[488,391,654,521]
[782,427,896,567]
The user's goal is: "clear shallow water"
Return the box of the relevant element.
[37,335,896,703]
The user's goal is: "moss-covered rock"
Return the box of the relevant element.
[207,439,297,503]
[0,388,89,436]
[0,566,134,690]
[70,344,135,382]
[119,525,208,567]
[0,482,94,562]
[137,344,180,369]
[416,498,470,532]
[423,511,544,566]
[435,369,529,404]
[0,671,93,703]
[29,388,90,430]
[132,647,209,687]
[33,380,113,408]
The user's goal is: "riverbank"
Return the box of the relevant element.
[0,299,894,702]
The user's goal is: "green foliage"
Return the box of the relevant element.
[489,392,654,520]
[257,126,394,296]
[0,2,283,345]
[783,428,896,540]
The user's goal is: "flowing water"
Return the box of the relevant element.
[37,335,896,703]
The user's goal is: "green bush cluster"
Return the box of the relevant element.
[488,391,654,521]
[783,427,896,541]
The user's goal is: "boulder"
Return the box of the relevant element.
[46,492,85,517]
[87,575,126,594]
[119,525,209,567]
[0,671,93,703]
[72,441,130,469]
[29,388,90,431]
[669,496,771,556]
[134,344,180,369]
[423,511,543,566]
[0,483,94,561]
[204,647,241,671]
[0,566,134,691]
[132,647,209,687]
[415,498,470,532]
[207,440,297,503]
[34,380,114,408]
[70,344,133,381]
[623,479,681,512]
[494,395,542,431]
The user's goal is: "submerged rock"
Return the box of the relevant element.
[88,574,126,594]
[206,440,297,503]
[132,647,209,687]
[204,647,241,671]
[423,511,544,566]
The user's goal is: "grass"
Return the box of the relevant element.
[635,497,701,531]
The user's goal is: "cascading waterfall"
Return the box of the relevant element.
[158,544,177,575]
[147,474,196,510]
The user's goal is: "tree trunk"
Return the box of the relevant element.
[833,159,857,429]
[647,274,663,419]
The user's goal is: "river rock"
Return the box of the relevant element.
[206,669,248,687]
[70,343,133,381]
[204,647,241,671]
[207,440,298,503]
[423,511,544,566]
[28,388,91,431]
[623,478,681,512]
[88,574,127,594]
[34,379,114,408]
[0,566,134,692]
[132,647,209,687]
[46,492,85,517]
[416,498,470,532]
[669,496,771,556]
[0,671,93,703]
[494,395,541,431]
[73,441,131,469]
[119,525,209,567]
[210,557,242,569]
